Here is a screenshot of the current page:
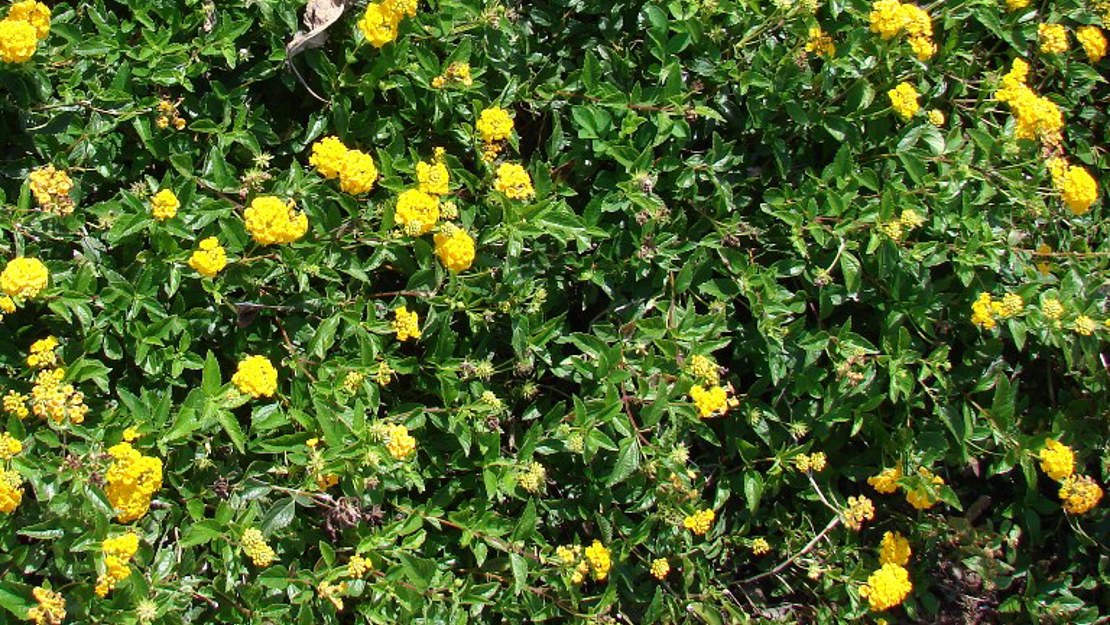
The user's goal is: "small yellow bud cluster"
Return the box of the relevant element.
[1046,157,1098,216]
[26,336,59,369]
[150,188,180,220]
[887,82,920,121]
[392,305,421,342]
[317,580,349,611]
[842,495,875,530]
[28,165,74,216]
[970,292,1024,330]
[476,106,514,161]
[649,557,670,580]
[995,59,1063,145]
[241,527,276,567]
[0,468,23,513]
[384,423,416,460]
[1038,438,1103,515]
[95,532,140,596]
[878,209,926,242]
[243,196,308,245]
[1037,23,1068,55]
[860,563,913,611]
[751,537,772,556]
[105,442,163,522]
[794,451,828,473]
[1076,26,1107,63]
[557,540,612,583]
[26,586,66,625]
[347,554,372,578]
[3,390,29,419]
[493,162,535,200]
[375,361,394,386]
[31,368,89,425]
[416,149,451,196]
[683,508,716,536]
[432,62,473,88]
[434,223,476,273]
[342,370,365,394]
[358,0,417,48]
[188,237,228,278]
[517,461,546,494]
[232,355,278,399]
[0,431,22,460]
[689,384,731,418]
[155,98,187,130]
[868,0,936,60]
[805,26,835,57]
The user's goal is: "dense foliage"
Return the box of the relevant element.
[0,0,1108,623]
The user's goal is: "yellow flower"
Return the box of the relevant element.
[384,423,416,460]
[584,540,611,581]
[105,442,163,522]
[860,563,913,611]
[434,224,476,272]
[317,580,349,611]
[348,554,372,578]
[416,159,450,196]
[926,109,944,127]
[95,532,140,596]
[476,106,514,143]
[381,0,418,19]
[1004,0,1030,10]
[1041,298,1064,321]
[686,354,720,385]
[232,355,278,398]
[809,452,828,472]
[342,371,364,393]
[1055,164,1098,216]
[243,196,308,245]
[188,237,228,278]
[1072,315,1097,336]
[27,165,74,216]
[7,1,50,39]
[1,257,49,298]
[375,360,394,386]
[843,495,875,530]
[0,296,14,314]
[30,368,88,424]
[517,461,546,493]
[869,0,909,40]
[0,18,38,64]
[26,335,58,369]
[0,468,22,513]
[879,531,911,566]
[805,26,836,57]
[3,391,29,419]
[395,189,441,235]
[494,162,535,200]
[1077,26,1107,63]
[887,82,920,121]
[650,557,670,580]
[0,432,21,459]
[339,149,378,195]
[241,527,276,567]
[1038,439,1075,481]
[970,292,996,330]
[309,136,349,180]
[997,293,1023,319]
[905,468,944,510]
[150,189,180,220]
[358,3,399,48]
[995,59,1063,144]
[683,508,716,535]
[689,385,728,418]
[751,537,771,556]
[26,587,65,625]
[122,426,141,442]
[1058,475,1103,514]
[392,305,421,341]
[1038,23,1068,55]
[869,466,903,494]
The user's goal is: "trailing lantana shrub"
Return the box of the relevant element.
[0,0,1107,623]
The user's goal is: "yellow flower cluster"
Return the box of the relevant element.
[584,540,612,580]
[1041,297,1064,321]
[1038,439,1074,481]
[879,208,926,242]
[232,355,278,399]
[1072,315,1097,336]
[494,162,535,200]
[358,0,416,48]
[1046,157,1098,216]
[0,431,21,459]
[0,468,22,513]
[557,540,611,583]
[28,165,74,216]
[395,189,441,235]
[927,109,944,127]
[416,149,450,196]
[751,537,771,556]
[155,99,187,131]
[26,336,58,369]
[0,1,49,64]
[683,508,716,535]
[869,465,903,494]
[689,384,729,418]
[150,189,180,220]
[843,495,875,530]
[392,305,421,341]
[995,59,1063,145]
[1038,23,1068,55]
[384,423,416,460]
[879,531,911,566]
[342,370,364,393]
[348,554,372,577]
[970,291,1023,330]
[476,106,514,160]
[1,257,49,299]
[31,368,88,425]
[805,26,836,57]
[3,390,28,418]
[649,557,670,580]
[376,360,394,386]
[887,82,920,121]
[904,468,944,510]
[95,532,140,596]
[686,354,719,386]
[434,223,476,273]
[309,136,348,180]
[794,451,828,473]
[188,237,228,278]
[860,563,913,611]
[868,0,935,60]
[26,587,65,625]
[1004,0,1030,11]
[1077,26,1107,63]
[431,61,473,88]
[317,579,349,611]
[517,461,546,494]
[241,527,276,567]
[105,442,163,522]
[243,196,308,245]
[1058,475,1103,515]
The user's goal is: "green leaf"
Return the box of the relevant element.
[606,436,641,486]
[215,408,247,454]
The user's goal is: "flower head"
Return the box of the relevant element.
[843,495,875,530]
[241,527,276,567]
[339,149,378,195]
[151,189,180,220]
[358,3,399,48]
[1038,23,1068,55]
[584,540,611,581]
[649,557,670,580]
[384,423,416,460]
[105,442,163,522]
[879,531,911,566]
[243,196,308,245]
[28,165,74,215]
[683,508,716,535]
[434,224,476,272]
[1058,475,1103,514]
[1038,439,1075,481]
[395,189,440,235]
[1077,26,1107,62]
[416,158,450,196]
[905,468,944,510]
[869,465,904,494]
[476,106,514,143]
[494,162,535,200]
[860,563,913,611]
[232,355,278,398]
[188,237,228,278]
[392,305,421,342]
[0,18,38,64]
[0,468,22,513]
[1,257,49,298]
[888,82,920,121]
[8,1,50,39]
[310,136,349,180]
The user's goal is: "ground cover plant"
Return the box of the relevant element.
[0,0,1107,622]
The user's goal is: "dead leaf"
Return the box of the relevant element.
[285,0,347,61]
